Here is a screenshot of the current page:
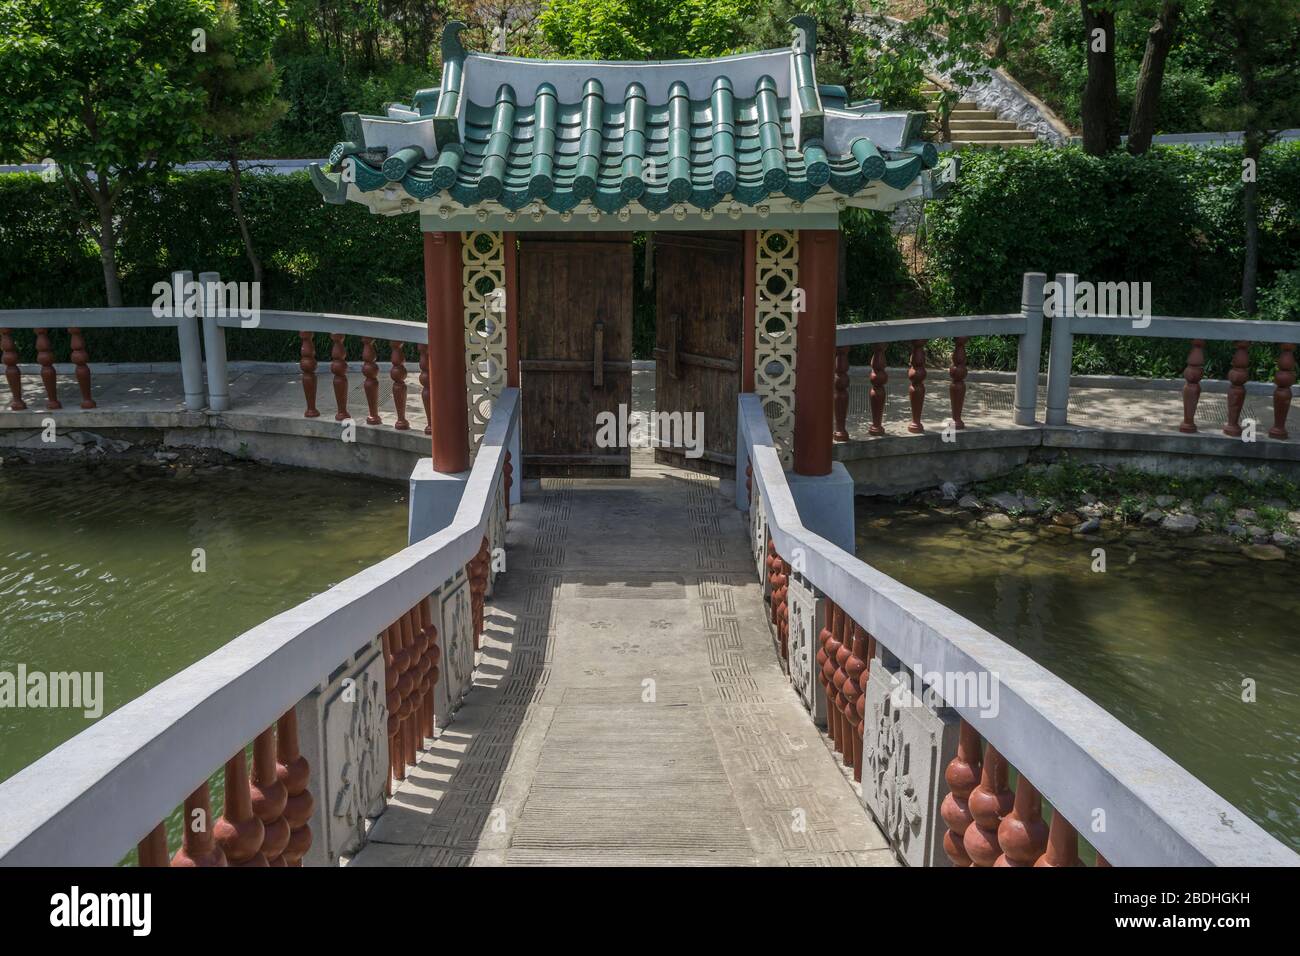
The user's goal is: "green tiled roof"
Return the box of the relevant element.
[310,17,939,221]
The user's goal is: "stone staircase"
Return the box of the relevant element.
[922,82,1038,146]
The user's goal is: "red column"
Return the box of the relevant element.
[793,229,837,476]
[424,231,470,473]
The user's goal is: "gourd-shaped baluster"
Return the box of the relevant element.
[907,339,926,433]
[868,344,887,436]
[963,742,1013,867]
[276,709,313,866]
[1270,343,1295,439]
[251,725,290,865]
[215,750,267,866]
[940,720,983,866]
[396,612,418,770]
[995,772,1049,866]
[832,610,853,762]
[382,623,402,791]
[1223,340,1250,437]
[420,596,441,735]
[299,331,321,418]
[948,336,967,430]
[136,823,169,867]
[504,450,514,519]
[390,342,410,430]
[361,337,381,425]
[418,343,432,435]
[469,537,491,648]
[843,623,868,781]
[1035,809,1083,867]
[171,782,228,867]
[68,328,95,408]
[856,633,870,782]
[35,328,61,410]
[1179,339,1205,433]
[833,346,850,442]
[0,329,24,410]
[745,461,752,505]
[330,333,349,422]
[822,604,845,754]
[816,601,836,734]
[778,559,792,660]
[408,604,431,748]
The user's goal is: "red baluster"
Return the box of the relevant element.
[855,633,869,782]
[420,597,441,737]
[767,540,780,626]
[251,726,290,866]
[940,720,982,866]
[0,329,23,411]
[832,610,853,763]
[745,461,752,506]
[408,605,431,749]
[504,449,513,519]
[964,742,1013,867]
[469,537,490,649]
[948,336,967,430]
[68,328,95,409]
[844,623,868,781]
[330,333,349,422]
[995,772,1049,866]
[382,622,402,791]
[907,339,926,433]
[833,346,850,442]
[868,344,887,436]
[1179,339,1205,433]
[816,601,836,734]
[774,558,790,660]
[419,343,432,436]
[299,331,320,418]
[822,604,845,754]
[136,823,169,867]
[276,709,313,866]
[215,750,268,866]
[1035,810,1083,867]
[1223,340,1250,437]
[1270,344,1295,439]
[171,783,228,867]
[361,337,381,425]
[396,612,418,770]
[34,328,60,410]
[390,342,410,430]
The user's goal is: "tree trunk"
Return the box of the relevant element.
[228,151,263,286]
[91,178,123,308]
[1241,133,1262,314]
[1080,0,1121,155]
[995,4,1011,60]
[1128,0,1182,155]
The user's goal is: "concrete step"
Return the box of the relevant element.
[951,129,1037,142]
[950,136,1040,147]
[948,118,1021,131]
[949,108,1001,120]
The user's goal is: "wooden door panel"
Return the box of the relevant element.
[654,232,743,475]
[519,233,633,478]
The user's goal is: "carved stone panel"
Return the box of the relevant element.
[296,637,388,866]
[861,663,960,867]
[435,569,475,729]
[751,494,769,590]
[785,572,825,726]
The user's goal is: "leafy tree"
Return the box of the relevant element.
[1127,0,1182,154]
[1206,0,1300,312]
[0,0,214,306]
[536,0,746,59]
[197,0,287,284]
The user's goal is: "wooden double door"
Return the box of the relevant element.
[517,230,743,479]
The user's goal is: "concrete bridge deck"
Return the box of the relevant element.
[350,458,896,866]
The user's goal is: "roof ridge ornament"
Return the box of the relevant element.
[790,15,817,55]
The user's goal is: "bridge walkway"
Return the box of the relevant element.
[350,454,897,866]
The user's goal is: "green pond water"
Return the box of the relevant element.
[0,460,408,786]
[855,499,1300,852]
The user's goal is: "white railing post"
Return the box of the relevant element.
[1013,272,1046,426]
[198,270,230,411]
[1044,272,1074,426]
[173,270,206,412]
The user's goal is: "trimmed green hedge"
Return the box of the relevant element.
[922,143,1300,379]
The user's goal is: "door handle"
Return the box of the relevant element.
[593,319,604,389]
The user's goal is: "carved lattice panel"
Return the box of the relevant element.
[754,229,799,466]
[751,492,768,586]
[463,230,507,453]
[786,572,825,723]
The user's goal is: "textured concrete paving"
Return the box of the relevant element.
[350,455,897,867]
